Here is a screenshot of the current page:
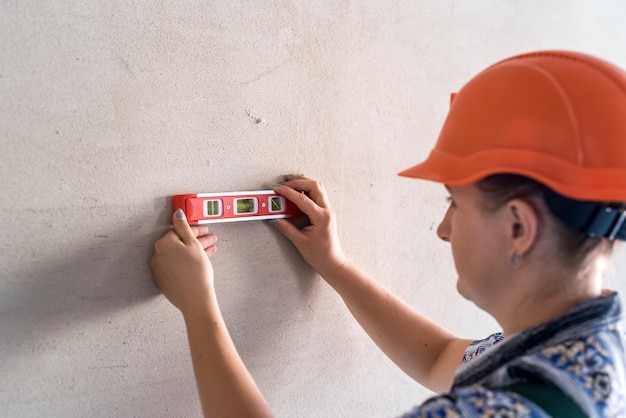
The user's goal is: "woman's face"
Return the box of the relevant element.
[437,184,511,309]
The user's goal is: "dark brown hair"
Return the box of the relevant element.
[476,174,616,268]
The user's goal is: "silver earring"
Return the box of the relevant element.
[510,253,522,268]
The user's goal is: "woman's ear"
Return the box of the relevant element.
[505,198,540,256]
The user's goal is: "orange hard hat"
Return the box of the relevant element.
[399,50,626,202]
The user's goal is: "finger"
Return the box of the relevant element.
[272,218,306,246]
[281,179,330,209]
[197,234,218,250]
[285,173,306,181]
[205,245,217,258]
[274,184,322,220]
[190,225,210,238]
[172,209,197,245]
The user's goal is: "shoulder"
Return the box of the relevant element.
[531,327,626,415]
[401,384,550,418]
[462,332,504,363]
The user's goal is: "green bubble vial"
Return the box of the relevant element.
[270,197,282,211]
[206,200,221,216]
[236,198,256,214]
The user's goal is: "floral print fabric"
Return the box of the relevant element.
[402,293,626,418]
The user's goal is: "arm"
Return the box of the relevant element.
[151,209,272,417]
[317,259,473,393]
[273,175,471,393]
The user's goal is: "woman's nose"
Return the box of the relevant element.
[437,208,452,242]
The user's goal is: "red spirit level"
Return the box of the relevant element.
[173,191,303,225]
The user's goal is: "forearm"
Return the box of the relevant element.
[271,177,469,391]
[183,294,272,418]
[320,259,465,391]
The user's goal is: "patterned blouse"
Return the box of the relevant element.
[401,292,626,417]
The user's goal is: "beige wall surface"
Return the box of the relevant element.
[1,1,625,416]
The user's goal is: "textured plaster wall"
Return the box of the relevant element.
[1,1,626,417]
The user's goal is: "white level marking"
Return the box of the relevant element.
[196,214,291,224]
[196,190,277,198]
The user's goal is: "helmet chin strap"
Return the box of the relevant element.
[543,189,626,241]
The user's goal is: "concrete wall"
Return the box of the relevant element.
[2,1,625,416]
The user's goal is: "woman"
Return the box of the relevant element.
[151,51,626,417]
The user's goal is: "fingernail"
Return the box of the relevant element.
[267,219,278,227]
[175,208,186,220]
[273,184,283,190]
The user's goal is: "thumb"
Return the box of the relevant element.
[173,208,196,245]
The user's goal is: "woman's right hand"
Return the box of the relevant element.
[272,174,347,277]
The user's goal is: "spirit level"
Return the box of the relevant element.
[173,191,303,225]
